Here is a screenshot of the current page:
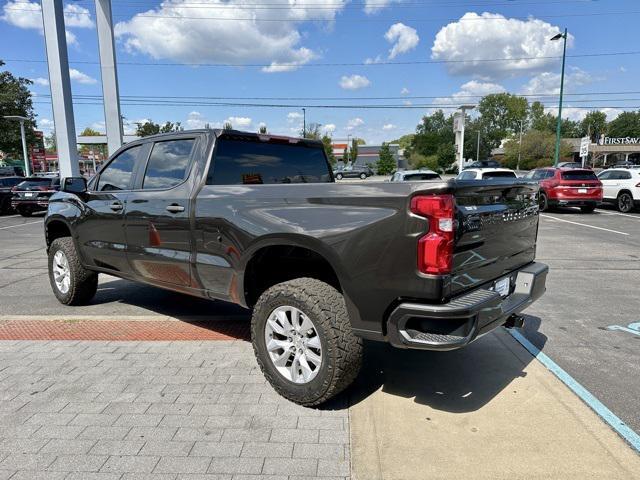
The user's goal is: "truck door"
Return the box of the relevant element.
[75,143,147,274]
[124,136,198,287]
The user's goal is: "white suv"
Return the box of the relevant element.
[457,168,518,180]
[597,168,640,213]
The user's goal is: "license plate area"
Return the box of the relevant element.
[578,188,587,194]
[492,277,510,298]
[24,192,34,197]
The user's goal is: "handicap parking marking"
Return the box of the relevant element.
[0,220,43,230]
[606,322,640,337]
[508,328,640,453]
[540,214,629,236]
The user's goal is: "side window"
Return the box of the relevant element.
[619,171,632,180]
[143,139,196,189]
[598,171,612,180]
[97,145,141,191]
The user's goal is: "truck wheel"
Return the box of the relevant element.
[251,278,363,406]
[48,237,98,306]
[617,192,633,213]
[538,192,548,212]
[18,206,32,217]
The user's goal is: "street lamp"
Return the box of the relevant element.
[3,115,31,176]
[302,108,306,137]
[551,28,568,167]
[456,104,475,173]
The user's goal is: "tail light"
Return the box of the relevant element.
[410,194,455,275]
[11,186,18,192]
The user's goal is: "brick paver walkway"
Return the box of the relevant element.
[0,339,350,480]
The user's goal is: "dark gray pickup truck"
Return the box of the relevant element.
[45,129,548,405]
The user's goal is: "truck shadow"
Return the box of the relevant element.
[329,315,547,413]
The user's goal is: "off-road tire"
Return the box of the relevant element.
[617,192,634,213]
[580,205,596,213]
[251,277,363,406]
[48,237,98,305]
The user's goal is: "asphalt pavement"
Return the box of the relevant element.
[0,203,639,444]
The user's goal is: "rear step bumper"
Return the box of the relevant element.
[386,262,548,350]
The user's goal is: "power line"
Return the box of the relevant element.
[4,50,640,68]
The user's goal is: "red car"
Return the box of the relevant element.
[525,168,603,213]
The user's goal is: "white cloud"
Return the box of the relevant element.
[432,80,505,107]
[38,118,54,134]
[323,124,336,134]
[1,0,93,45]
[401,87,410,95]
[364,55,382,65]
[339,74,371,90]
[31,77,49,86]
[347,117,364,130]
[225,116,252,129]
[69,68,97,84]
[545,106,623,123]
[186,111,209,129]
[115,0,347,73]
[620,66,627,73]
[431,12,572,79]
[520,67,593,95]
[382,123,396,130]
[385,23,419,59]
[287,112,303,122]
[364,0,401,14]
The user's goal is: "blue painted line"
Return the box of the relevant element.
[508,328,640,453]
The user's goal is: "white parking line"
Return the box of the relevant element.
[540,214,629,236]
[598,211,640,221]
[0,220,42,230]
[0,214,21,219]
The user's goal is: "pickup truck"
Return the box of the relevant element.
[45,129,548,406]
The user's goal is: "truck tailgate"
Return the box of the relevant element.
[451,179,539,297]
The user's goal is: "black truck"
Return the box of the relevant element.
[45,129,548,405]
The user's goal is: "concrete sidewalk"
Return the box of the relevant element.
[349,328,640,480]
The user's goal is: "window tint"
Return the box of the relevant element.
[98,146,141,191]
[618,171,632,180]
[482,171,516,179]
[143,139,195,189]
[209,137,331,185]
[561,170,598,181]
[458,171,476,180]
[404,173,441,181]
[597,171,612,180]
[16,178,51,189]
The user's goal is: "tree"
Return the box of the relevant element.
[0,60,37,158]
[258,125,267,134]
[321,135,336,165]
[342,146,348,163]
[436,143,456,172]
[349,138,358,163]
[136,121,160,137]
[502,129,572,170]
[478,93,529,149]
[223,121,233,130]
[408,152,438,171]
[44,130,57,153]
[80,127,101,136]
[608,110,640,138]
[78,127,105,159]
[302,122,321,140]
[580,111,607,140]
[160,121,181,133]
[390,134,414,150]
[376,143,395,175]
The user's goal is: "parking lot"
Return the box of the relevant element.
[1,204,639,479]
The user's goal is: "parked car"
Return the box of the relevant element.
[44,129,547,406]
[390,169,441,182]
[557,162,585,169]
[0,165,25,177]
[597,168,640,213]
[611,161,639,169]
[527,167,602,213]
[11,176,60,216]
[333,165,374,180]
[463,160,501,170]
[456,168,518,180]
[0,176,24,214]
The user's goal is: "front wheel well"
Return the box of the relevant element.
[243,245,342,307]
[46,220,72,248]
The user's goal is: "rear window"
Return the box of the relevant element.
[208,137,331,185]
[482,171,516,179]
[403,173,441,181]
[0,177,23,187]
[561,170,598,181]
[17,178,53,189]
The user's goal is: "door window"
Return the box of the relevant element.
[142,139,196,189]
[97,145,141,191]
[597,171,612,180]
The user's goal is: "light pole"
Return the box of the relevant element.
[517,120,524,171]
[551,28,568,167]
[476,130,480,162]
[456,104,475,172]
[346,134,351,164]
[3,115,31,176]
[302,108,306,138]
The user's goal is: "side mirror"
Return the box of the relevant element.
[62,176,87,194]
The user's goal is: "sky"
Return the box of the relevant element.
[1,0,639,144]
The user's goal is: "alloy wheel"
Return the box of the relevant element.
[52,250,71,294]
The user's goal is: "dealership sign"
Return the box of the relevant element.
[598,136,640,145]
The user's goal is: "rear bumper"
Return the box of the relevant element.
[548,199,598,207]
[11,199,50,209]
[386,262,548,350]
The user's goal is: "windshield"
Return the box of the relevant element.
[16,178,54,189]
[482,171,516,179]
[561,170,598,181]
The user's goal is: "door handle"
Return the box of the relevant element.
[166,204,185,213]
[109,202,123,212]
